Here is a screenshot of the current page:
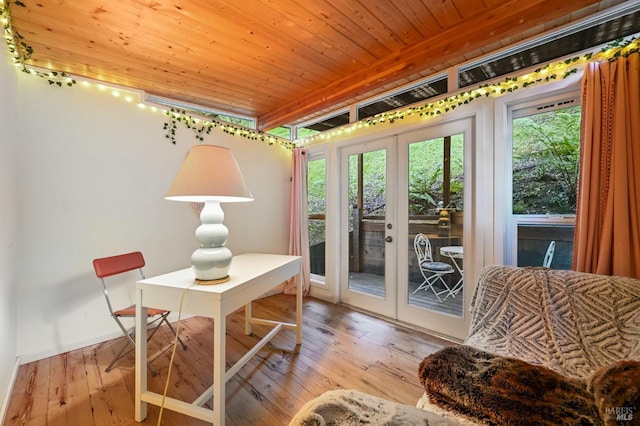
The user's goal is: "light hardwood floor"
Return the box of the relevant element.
[5,294,451,425]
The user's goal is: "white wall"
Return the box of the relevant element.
[0,42,19,420]
[13,73,291,362]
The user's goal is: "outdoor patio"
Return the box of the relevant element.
[348,272,463,317]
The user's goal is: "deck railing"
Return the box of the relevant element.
[309,215,574,277]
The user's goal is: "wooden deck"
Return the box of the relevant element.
[348,272,464,317]
[4,294,451,426]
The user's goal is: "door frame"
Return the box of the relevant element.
[396,116,476,340]
[339,136,397,318]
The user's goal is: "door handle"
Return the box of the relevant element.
[385,236,393,243]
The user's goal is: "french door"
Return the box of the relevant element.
[339,118,474,340]
[397,118,472,339]
[339,137,397,318]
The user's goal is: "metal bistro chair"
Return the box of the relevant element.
[93,251,186,375]
[543,240,556,268]
[412,233,455,302]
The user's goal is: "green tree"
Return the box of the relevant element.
[408,135,464,215]
[512,106,580,214]
[307,159,327,246]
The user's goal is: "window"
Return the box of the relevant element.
[297,111,350,137]
[357,76,448,121]
[216,114,255,129]
[307,156,327,280]
[146,95,256,127]
[509,95,581,269]
[266,126,292,139]
[512,102,580,215]
[459,11,640,88]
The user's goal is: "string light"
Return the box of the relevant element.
[162,107,295,149]
[301,36,639,145]
[2,3,637,149]
[0,3,293,150]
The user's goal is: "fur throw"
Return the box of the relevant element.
[419,345,602,425]
[590,360,640,425]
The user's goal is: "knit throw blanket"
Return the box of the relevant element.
[464,265,640,380]
[288,389,440,426]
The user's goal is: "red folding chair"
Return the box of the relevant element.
[93,251,186,375]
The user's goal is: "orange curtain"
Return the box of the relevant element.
[572,52,640,278]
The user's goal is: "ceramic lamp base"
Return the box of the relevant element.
[194,276,230,285]
[191,201,233,281]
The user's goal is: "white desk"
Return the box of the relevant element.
[134,253,302,425]
[440,246,463,298]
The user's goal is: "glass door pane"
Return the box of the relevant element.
[307,158,326,278]
[340,138,396,318]
[406,134,464,317]
[347,149,386,296]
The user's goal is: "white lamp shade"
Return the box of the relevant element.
[165,145,252,282]
[165,145,253,203]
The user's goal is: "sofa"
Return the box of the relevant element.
[417,265,640,425]
[290,265,640,425]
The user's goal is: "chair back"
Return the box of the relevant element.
[543,241,555,268]
[93,251,145,278]
[414,233,434,263]
[93,251,146,316]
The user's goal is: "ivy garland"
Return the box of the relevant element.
[357,37,638,129]
[3,0,637,147]
[1,1,76,87]
[301,37,637,144]
[166,36,638,146]
[163,108,213,143]
[604,36,640,61]
[163,108,296,150]
[2,1,291,149]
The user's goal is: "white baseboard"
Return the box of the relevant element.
[0,357,20,425]
[309,283,336,303]
[18,312,193,365]
[18,329,130,365]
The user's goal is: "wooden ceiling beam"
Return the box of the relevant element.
[257,0,600,131]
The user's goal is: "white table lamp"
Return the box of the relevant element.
[166,145,253,284]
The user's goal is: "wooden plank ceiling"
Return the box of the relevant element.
[8,0,617,131]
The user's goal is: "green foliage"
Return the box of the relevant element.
[348,150,387,215]
[305,106,579,247]
[266,126,291,139]
[2,1,76,87]
[163,108,213,143]
[408,168,438,215]
[409,135,464,215]
[307,159,326,215]
[306,136,466,240]
[297,128,320,139]
[512,106,580,214]
[307,158,327,246]
[162,108,296,148]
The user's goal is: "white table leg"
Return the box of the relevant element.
[213,313,226,425]
[135,289,147,421]
[244,302,252,335]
